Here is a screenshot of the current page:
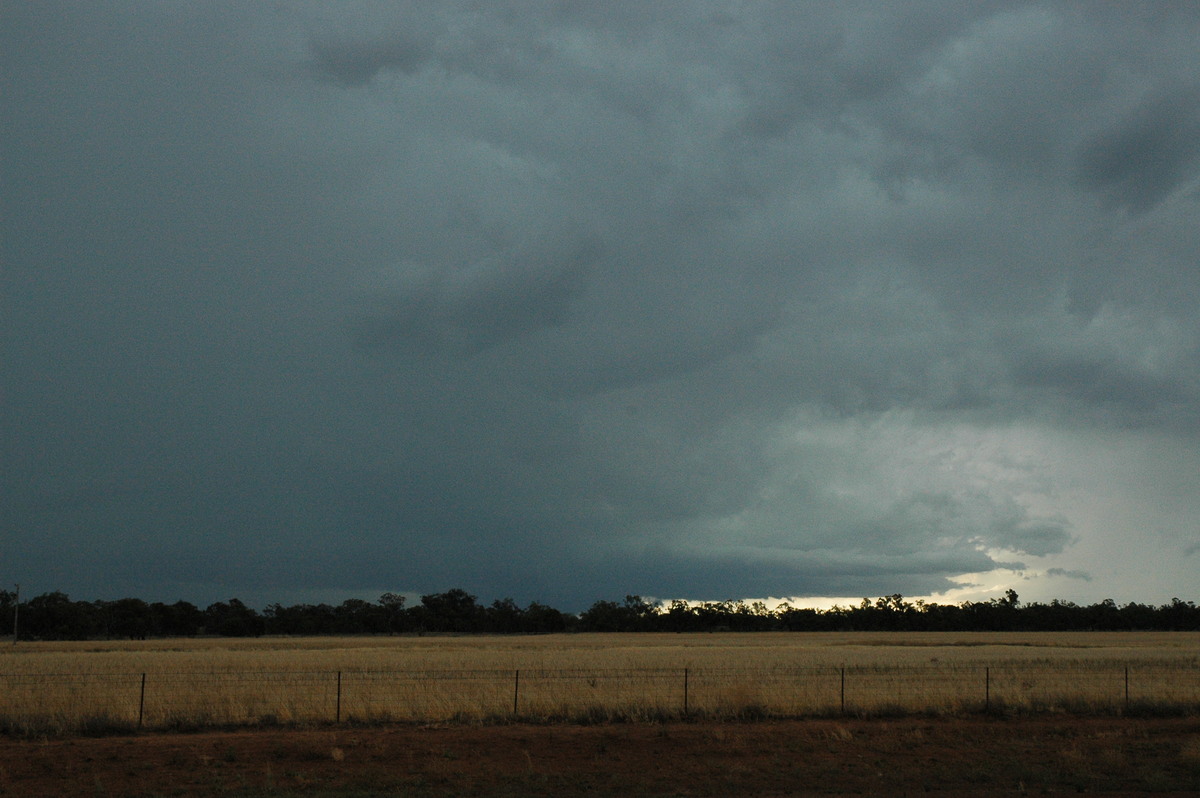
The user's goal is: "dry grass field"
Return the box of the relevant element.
[2,632,1198,735]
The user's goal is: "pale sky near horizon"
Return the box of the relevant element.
[3,1,1199,611]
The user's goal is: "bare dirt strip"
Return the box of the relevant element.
[2,716,1199,796]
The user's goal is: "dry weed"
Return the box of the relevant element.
[2,632,1197,733]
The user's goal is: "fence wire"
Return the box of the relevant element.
[2,662,1198,733]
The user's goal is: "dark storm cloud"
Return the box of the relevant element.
[1076,87,1200,213]
[350,234,601,356]
[4,1,1200,610]
[310,34,433,86]
[1014,352,1195,419]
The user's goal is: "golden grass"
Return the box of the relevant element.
[2,632,1197,733]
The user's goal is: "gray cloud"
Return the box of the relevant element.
[3,1,1199,610]
[1076,87,1200,212]
[1047,568,1093,582]
[351,234,602,356]
[1014,352,1194,419]
[310,34,433,86]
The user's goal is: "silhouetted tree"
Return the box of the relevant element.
[1162,598,1200,630]
[160,600,204,636]
[660,599,700,632]
[8,586,1199,638]
[378,592,408,633]
[100,597,153,639]
[777,605,823,631]
[418,589,483,633]
[0,589,15,637]
[521,601,568,634]
[579,595,659,632]
[204,598,264,637]
[487,597,522,634]
[21,592,101,639]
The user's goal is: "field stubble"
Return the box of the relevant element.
[2,632,1198,735]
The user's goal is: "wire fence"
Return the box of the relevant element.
[3,662,1199,734]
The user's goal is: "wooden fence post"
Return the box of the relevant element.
[683,668,689,716]
[138,673,146,729]
[336,671,342,724]
[513,670,520,716]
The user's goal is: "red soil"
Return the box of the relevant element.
[2,716,1199,796]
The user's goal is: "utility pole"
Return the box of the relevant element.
[12,584,17,645]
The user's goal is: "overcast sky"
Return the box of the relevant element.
[3,1,1199,611]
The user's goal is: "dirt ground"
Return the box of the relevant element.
[2,716,1199,797]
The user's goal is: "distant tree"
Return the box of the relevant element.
[695,601,736,631]
[487,598,522,634]
[661,599,700,632]
[1085,598,1124,630]
[263,603,291,634]
[204,598,264,637]
[520,601,568,634]
[419,589,483,633]
[729,600,776,631]
[377,592,408,634]
[1114,601,1155,630]
[100,597,153,639]
[1021,599,1079,632]
[578,600,625,632]
[0,589,14,637]
[334,598,386,634]
[21,592,101,640]
[622,595,658,630]
[1162,598,1200,630]
[777,605,822,632]
[265,603,341,635]
[8,585,1198,637]
[161,600,204,636]
[579,595,659,632]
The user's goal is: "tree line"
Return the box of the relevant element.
[1,588,1197,640]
